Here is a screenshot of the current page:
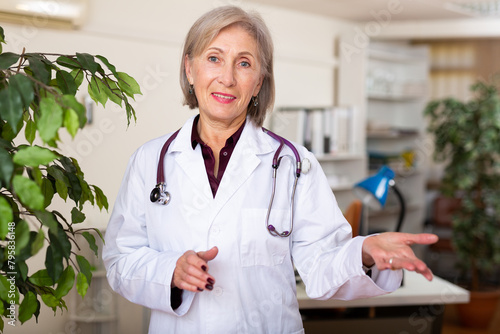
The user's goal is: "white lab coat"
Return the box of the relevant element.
[103,115,402,334]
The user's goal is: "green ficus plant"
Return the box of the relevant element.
[425,80,500,292]
[0,26,141,329]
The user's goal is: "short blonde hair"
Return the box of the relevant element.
[180,6,275,127]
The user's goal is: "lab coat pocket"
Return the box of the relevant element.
[240,209,290,267]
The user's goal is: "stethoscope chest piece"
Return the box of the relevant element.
[150,183,171,205]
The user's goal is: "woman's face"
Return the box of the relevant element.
[185,24,263,126]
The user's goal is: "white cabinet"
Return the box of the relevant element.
[69,231,118,334]
[365,42,430,235]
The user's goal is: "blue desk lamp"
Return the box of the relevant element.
[354,166,406,233]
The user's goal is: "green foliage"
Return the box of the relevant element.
[0,25,141,326]
[425,80,500,291]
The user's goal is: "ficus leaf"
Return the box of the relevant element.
[29,269,54,286]
[0,274,12,301]
[59,156,77,173]
[45,244,64,283]
[70,69,84,88]
[67,172,82,204]
[103,78,123,106]
[0,52,20,70]
[0,26,5,44]
[0,84,23,132]
[76,254,92,283]
[18,291,38,324]
[49,224,72,260]
[14,220,31,256]
[18,261,28,281]
[41,293,59,310]
[28,166,43,186]
[38,97,64,143]
[25,119,36,145]
[55,266,75,299]
[0,196,13,239]
[81,231,98,257]
[28,56,50,84]
[93,185,108,211]
[9,73,34,109]
[63,108,80,138]
[61,95,86,128]
[93,227,105,243]
[12,175,44,211]
[34,211,59,235]
[96,55,118,76]
[116,71,142,97]
[41,178,54,208]
[76,272,88,299]
[0,146,14,185]
[88,76,108,106]
[76,52,99,74]
[13,146,58,167]
[31,228,45,256]
[125,100,137,126]
[56,55,80,69]
[56,70,77,95]
[71,207,85,224]
[47,165,69,201]
[77,174,94,206]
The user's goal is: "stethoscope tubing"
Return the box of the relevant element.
[262,128,302,176]
[156,129,180,186]
[151,126,307,238]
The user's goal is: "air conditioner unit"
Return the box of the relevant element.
[0,0,88,29]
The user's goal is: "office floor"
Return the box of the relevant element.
[442,304,497,334]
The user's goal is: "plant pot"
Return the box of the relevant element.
[456,289,500,329]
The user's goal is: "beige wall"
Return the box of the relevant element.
[2,1,353,333]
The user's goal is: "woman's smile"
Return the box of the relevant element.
[211,92,236,104]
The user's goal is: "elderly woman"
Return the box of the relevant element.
[103,5,437,333]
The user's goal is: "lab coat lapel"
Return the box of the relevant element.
[171,117,213,200]
[210,121,273,221]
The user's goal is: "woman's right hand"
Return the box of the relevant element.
[172,246,218,292]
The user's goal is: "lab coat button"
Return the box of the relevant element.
[213,286,223,296]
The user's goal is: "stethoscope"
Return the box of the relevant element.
[149,128,311,237]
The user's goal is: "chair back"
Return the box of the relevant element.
[344,200,363,237]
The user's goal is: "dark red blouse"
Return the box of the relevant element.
[191,115,245,197]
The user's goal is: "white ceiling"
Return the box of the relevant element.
[250,0,500,21]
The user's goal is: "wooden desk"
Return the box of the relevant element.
[297,271,470,334]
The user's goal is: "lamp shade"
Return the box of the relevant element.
[354,166,395,210]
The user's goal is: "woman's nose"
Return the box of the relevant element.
[218,64,236,87]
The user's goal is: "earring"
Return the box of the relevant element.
[189,84,194,94]
[252,95,259,107]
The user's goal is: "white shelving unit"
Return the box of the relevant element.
[269,106,365,211]
[269,40,430,234]
[364,42,430,235]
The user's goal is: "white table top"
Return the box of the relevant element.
[297,270,470,309]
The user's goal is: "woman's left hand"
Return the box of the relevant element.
[361,232,439,281]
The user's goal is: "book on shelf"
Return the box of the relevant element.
[270,106,355,157]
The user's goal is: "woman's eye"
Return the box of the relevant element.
[240,61,250,68]
[208,56,218,62]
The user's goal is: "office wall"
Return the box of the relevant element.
[2,1,353,333]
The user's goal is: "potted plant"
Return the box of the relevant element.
[0,26,141,331]
[425,79,500,328]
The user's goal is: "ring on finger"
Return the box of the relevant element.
[389,257,395,270]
